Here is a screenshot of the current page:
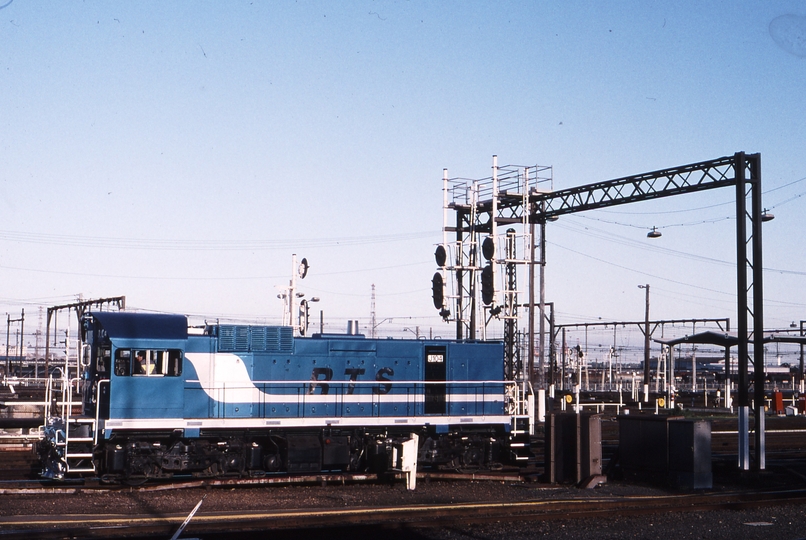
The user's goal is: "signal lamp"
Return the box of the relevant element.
[481,264,495,306]
[431,273,444,309]
[481,236,495,261]
[434,245,447,267]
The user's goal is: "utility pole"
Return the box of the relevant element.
[538,212,547,389]
[799,320,806,391]
[528,211,535,385]
[6,310,24,377]
[5,314,9,375]
[370,284,377,339]
[19,309,24,374]
[639,284,650,401]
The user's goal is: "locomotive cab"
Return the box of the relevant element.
[81,312,187,419]
[87,312,187,421]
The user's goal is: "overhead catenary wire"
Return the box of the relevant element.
[547,230,806,315]
[0,229,440,251]
[0,259,433,282]
[554,217,806,277]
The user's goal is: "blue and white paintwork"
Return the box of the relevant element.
[84,312,520,438]
[38,311,533,480]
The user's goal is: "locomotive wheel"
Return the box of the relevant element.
[461,447,484,468]
[348,438,365,471]
[264,454,281,472]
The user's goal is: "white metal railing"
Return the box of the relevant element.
[41,375,97,476]
[202,379,521,418]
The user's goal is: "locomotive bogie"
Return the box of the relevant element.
[91,426,512,483]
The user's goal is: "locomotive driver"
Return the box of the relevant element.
[135,351,153,375]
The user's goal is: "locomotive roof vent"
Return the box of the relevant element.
[310,320,366,339]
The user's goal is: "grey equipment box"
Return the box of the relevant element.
[618,415,711,489]
[668,418,712,490]
[545,412,602,484]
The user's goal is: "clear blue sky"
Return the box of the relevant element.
[2,1,806,346]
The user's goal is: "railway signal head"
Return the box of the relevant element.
[432,272,444,310]
[481,264,494,306]
[434,245,447,267]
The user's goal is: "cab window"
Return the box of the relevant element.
[96,347,111,375]
[114,348,183,377]
[114,349,131,376]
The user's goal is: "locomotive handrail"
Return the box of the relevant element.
[198,379,527,420]
[43,374,53,419]
[62,377,74,447]
[198,379,516,385]
[94,379,107,446]
[65,376,77,420]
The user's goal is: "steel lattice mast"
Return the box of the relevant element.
[434,152,765,471]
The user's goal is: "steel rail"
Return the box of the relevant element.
[1,487,805,539]
[0,469,528,494]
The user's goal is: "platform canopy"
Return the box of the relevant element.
[655,331,806,348]
[654,331,738,348]
[763,333,806,345]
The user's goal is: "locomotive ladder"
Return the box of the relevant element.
[44,377,98,475]
[60,417,97,474]
[509,416,532,464]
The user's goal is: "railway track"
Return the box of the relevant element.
[1,415,804,486]
[0,415,803,539]
[1,486,805,539]
[0,469,530,494]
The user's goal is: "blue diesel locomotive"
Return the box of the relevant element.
[39,311,533,482]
